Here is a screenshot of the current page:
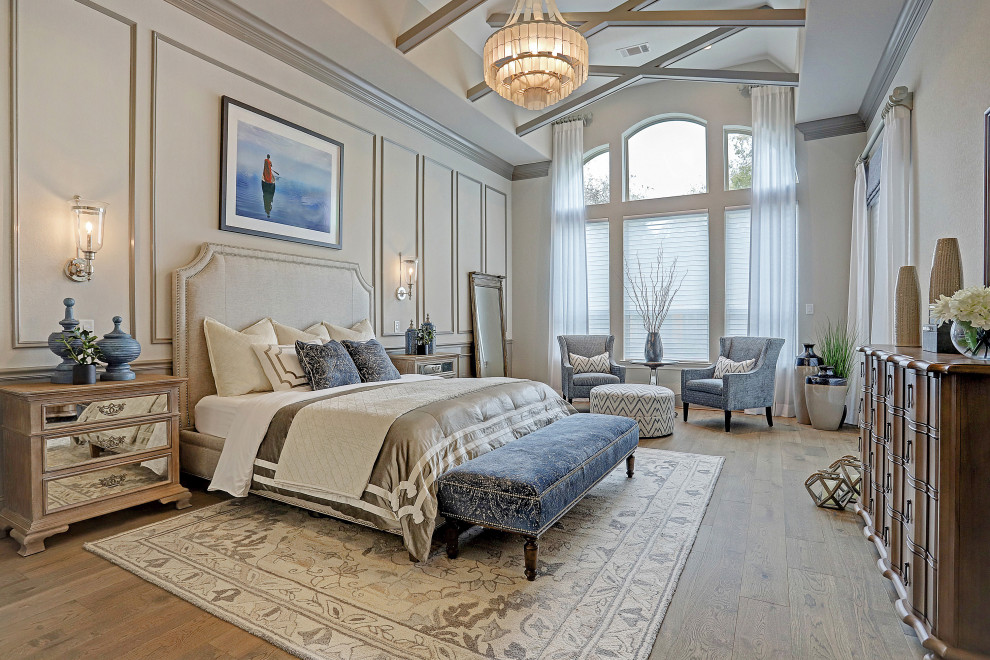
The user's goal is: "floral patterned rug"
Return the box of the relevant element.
[85,448,722,660]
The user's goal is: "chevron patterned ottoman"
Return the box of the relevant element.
[590,384,675,438]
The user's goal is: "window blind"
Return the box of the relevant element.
[623,213,710,361]
[724,207,751,336]
[586,221,610,335]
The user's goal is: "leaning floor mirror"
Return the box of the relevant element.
[469,272,508,378]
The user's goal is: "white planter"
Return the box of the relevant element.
[805,382,848,431]
[794,364,818,425]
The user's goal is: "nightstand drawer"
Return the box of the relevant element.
[44,453,172,514]
[417,360,455,376]
[44,420,171,472]
[42,392,170,430]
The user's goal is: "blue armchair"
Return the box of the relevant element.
[680,336,785,432]
[558,335,625,403]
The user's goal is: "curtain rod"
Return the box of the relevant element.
[857,86,914,165]
[553,113,593,127]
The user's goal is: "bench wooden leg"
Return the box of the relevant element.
[524,537,538,581]
[445,522,460,559]
[626,453,635,477]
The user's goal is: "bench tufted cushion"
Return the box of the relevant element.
[437,414,639,536]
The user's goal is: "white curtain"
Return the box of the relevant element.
[872,104,913,344]
[547,119,588,391]
[845,161,870,425]
[748,86,798,418]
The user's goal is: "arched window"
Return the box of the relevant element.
[584,147,609,205]
[624,116,707,201]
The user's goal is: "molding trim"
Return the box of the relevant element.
[0,359,174,384]
[858,0,933,125]
[163,0,515,179]
[512,161,551,180]
[378,138,420,337]
[420,156,457,335]
[796,114,867,140]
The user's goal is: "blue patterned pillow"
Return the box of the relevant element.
[294,340,361,390]
[342,339,401,383]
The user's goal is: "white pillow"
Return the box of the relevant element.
[271,319,330,344]
[713,355,756,378]
[252,344,312,391]
[203,318,278,397]
[323,319,375,343]
[570,352,611,374]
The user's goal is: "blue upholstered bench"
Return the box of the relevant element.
[437,413,639,580]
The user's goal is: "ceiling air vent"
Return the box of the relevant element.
[618,43,651,58]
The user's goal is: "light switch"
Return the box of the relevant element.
[394,320,401,333]
[805,304,814,315]
[80,319,95,332]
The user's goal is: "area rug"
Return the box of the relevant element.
[85,448,722,660]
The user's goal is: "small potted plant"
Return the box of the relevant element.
[416,323,436,355]
[805,319,857,431]
[61,327,104,384]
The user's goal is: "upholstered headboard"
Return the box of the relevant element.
[172,243,373,429]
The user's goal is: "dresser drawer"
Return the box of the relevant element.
[42,392,171,431]
[44,420,171,472]
[44,453,171,514]
[415,359,456,377]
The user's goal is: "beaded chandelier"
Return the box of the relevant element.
[483,0,589,111]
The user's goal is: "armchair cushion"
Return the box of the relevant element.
[573,373,620,387]
[684,378,723,395]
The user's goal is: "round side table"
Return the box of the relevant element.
[630,360,679,386]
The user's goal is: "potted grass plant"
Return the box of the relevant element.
[805,319,857,431]
[61,327,104,384]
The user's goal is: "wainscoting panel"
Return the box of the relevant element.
[12,0,135,346]
[484,186,507,277]
[456,174,483,334]
[379,139,419,336]
[421,158,455,335]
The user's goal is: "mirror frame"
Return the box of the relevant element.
[469,271,508,378]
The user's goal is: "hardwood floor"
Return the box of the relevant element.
[0,409,926,659]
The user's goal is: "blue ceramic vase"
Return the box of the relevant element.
[97,316,141,381]
[48,298,81,384]
[404,320,417,355]
[644,332,663,362]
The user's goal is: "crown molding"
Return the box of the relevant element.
[512,161,551,181]
[164,0,515,179]
[796,114,866,141]
[858,0,933,126]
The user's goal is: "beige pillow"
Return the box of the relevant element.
[203,317,279,397]
[323,319,375,342]
[271,319,330,344]
[252,344,312,391]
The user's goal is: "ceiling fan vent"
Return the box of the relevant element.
[618,43,651,58]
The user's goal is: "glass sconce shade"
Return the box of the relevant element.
[70,197,108,255]
[396,254,419,300]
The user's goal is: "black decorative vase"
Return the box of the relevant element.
[72,364,97,385]
[794,343,822,425]
[97,316,141,381]
[417,344,428,355]
[644,332,663,362]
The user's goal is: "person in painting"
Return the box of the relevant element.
[261,154,279,217]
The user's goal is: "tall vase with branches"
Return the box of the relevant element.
[624,245,685,362]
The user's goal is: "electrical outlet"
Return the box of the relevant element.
[79,319,95,332]
[805,304,814,315]
[394,320,401,333]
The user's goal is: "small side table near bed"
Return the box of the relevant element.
[0,375,191,556]
[389,352,460,379]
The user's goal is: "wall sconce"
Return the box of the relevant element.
[64,196,108,282]
[395,252,419,300]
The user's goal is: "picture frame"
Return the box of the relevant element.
[220,96,343,249]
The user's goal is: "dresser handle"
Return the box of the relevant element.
[886,422,891,440]
[97,473,127,488]
[906,499,912,523]
[905,439,912,463]
[907,383,914,408]
[886,473,892,493]
[883,526,890,545]
[903,562,910,586]
[886,374,893,396]
[97,402,126,416]
[861,361,865,377]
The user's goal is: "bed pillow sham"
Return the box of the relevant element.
[252,344,313,391]
[323,319,375,343]
[203,317,279,397]
[272,319,331,345]
[295,340,362,390]
[342,339,401,383]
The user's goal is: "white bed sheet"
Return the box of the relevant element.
[203,374,439,498]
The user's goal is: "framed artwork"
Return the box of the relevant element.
[220,96,343,249]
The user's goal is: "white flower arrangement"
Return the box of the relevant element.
[932,285,990,357]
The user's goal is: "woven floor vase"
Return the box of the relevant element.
[894,265,921,347]
[929,237,963,303]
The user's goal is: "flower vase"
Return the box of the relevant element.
[950,320,990,360]
[72,364,97,385]
[793,343,822,425]
[417,344,428,355]
[644,332,663,362]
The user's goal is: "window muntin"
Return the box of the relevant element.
[584,148,610,205]
[623,212,710,361]
[625,118,707,201]
[586,220,610,335]
[725,128,753,191]
[724,207,751,336]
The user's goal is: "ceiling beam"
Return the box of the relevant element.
[486,8,805,29]
[396,0,488,54]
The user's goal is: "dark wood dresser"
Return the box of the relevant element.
[858,346,990,660]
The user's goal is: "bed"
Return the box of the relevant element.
[173,243,572,560]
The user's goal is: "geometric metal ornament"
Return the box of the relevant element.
[805,469,855,510]
[828,454,864,503]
